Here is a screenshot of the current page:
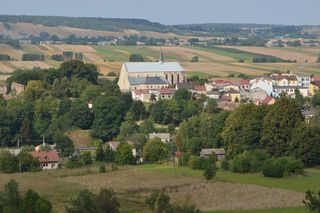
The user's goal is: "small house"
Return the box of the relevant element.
[149,133,171,143]
[31,150,60,170]
[200,148,225,161]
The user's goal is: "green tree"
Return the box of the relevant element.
[95,143,105,162]
[33,96,59,136]
[145,191,173,213]
[312,91,320,106]
[173,89,192,102]
[53,132,74,157]
[91,96,127,141]
[17,151,40,172]
[0,150,18,173]
[80,85,101,102]
[24,80,45,101]
[67,189,96,213]
[95,188,120,213]
[204,164,216,180]
[118,112,139,140]
[303,190,320,213]
[22,189,40,213]
[130,101,147,120]
[115,142,135,165]
[294,89,305,109]
[69,100,93,129]
[0,179,21,213]
[80,152,93,165]
[105,145,115,163]
[205,99,220,114]
[129,54,144,62]
[34,197,52,213]
[290,123,320,167]
[143,138,170,163]
[260,97,303,157]
[222,104,267,158]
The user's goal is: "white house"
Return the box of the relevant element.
[250,77,274,96]
[31,150,60,170]
[149,133,171,143]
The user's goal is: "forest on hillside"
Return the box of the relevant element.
[1,15,319,38]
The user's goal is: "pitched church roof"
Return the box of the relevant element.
[124,62,184,73]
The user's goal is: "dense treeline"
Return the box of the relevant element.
[175,95,320,177]
[0,60,106,147]
[22,53,44,61]
[1,15,318,40]
[0,15,166,32]
[0,54,11,61]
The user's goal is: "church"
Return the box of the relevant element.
[117,51,187,92]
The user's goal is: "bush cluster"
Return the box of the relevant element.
[262,157,303,178]
[231,150,269,173]
[188,154,216,170]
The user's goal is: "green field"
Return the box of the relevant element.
[0,163,313,213]
[1,43,320,80]
[139,164,320,192]
[206,207,306,213]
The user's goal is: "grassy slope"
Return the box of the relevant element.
[139,164,320,192]
[205,207,305,213]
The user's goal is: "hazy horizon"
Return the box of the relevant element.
[1,0,319,26]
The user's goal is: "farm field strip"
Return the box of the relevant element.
[0,164,311,213]
[219,45,319,63]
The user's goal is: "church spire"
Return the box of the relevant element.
[159,48,164,64]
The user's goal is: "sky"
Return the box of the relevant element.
[0,0,319,25]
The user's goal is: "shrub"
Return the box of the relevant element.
[303,190,320,212]
[111,163,118,171]
[278,157,304,175]
[204,165,216,180]
[262,159,285,178]
[231,150,268,173]
[231,152,252,173]
[66,156,84,168]
[188,155,216,170]
[99,164,106,173]
[221,159,229,170]
[188,156,203,170]
[178,153,190,166]
[80,152,93,165]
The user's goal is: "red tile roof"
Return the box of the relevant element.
[194,85,206,92]
[159,88,176,94]
[313,76,320,81]
[239,79,250,85]
[132,89,149,95]
[212,79,234,85]
[31,151,60,163]
[262,96,275,105]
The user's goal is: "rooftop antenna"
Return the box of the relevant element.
[159,48,164,64]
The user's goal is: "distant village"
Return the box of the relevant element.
[117,53,318,111]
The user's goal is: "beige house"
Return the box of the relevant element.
[118,54,187,92]
[11,82,25,96]
[149,133,171,143]
[0,83,7,97]
[200,148,225,161]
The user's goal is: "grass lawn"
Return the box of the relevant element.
[205,207,306,213]
[139,164,320,192]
